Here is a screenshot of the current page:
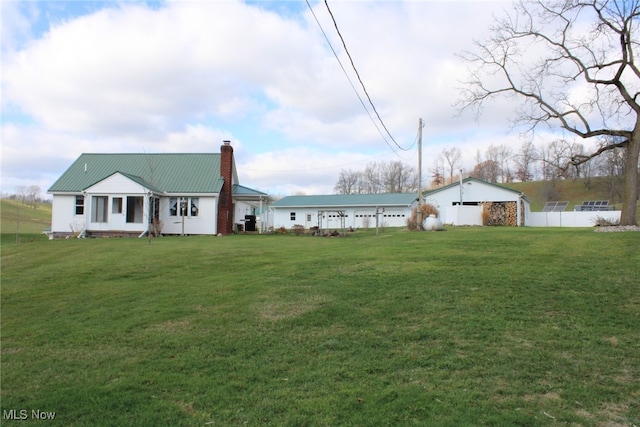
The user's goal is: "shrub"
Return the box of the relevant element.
[592,216,619,227]
[292,224,305,235]
[407,203,439,231]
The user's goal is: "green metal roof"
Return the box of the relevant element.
[48,153,225,193]
[271,193,419,208]
[232,184,268,196]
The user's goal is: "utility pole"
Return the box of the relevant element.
[417,118,423,229]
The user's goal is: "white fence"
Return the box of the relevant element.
[527,211,621,227]
[442,206,483,226]
[439,205,622,227]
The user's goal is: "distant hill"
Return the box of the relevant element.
[1,199,52,234]
[500,176,631,211]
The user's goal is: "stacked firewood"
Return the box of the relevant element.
[482,202,508,226]
[505,202,518,226]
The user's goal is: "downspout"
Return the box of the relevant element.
[138,191,151,238]
[458,174,463,226]
[259,196,263,234]
[79,191,88,238]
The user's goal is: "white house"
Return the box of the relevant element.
[47,142,267,238]
[269,193,420,230]
[423,177,531,226]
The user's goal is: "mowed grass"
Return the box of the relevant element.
[1,228,639,426]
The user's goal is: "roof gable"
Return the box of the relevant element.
[272,193,419,208]
[48,153,226,193]
[424,177,530,201]
[83,171,154,194]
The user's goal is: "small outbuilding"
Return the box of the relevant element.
[423,177,531,226]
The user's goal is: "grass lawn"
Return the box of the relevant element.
[1,228,639,426]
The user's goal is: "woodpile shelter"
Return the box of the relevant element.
[423,177,530,226]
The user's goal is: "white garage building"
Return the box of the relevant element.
[270,193,420,231]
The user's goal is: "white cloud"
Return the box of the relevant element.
[2,0,548,196]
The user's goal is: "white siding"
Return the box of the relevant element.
[85,173,147,194]
[159,196,217,235]
[425,181,522,210]
[271,206,413,230]
[235,200,257,220]
[84,174,148,234]
[51,194,85,234]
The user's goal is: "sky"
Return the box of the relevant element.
[2,0,550,197]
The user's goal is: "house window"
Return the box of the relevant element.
[75,196,84,215]
[112,197,123,214]
[169,197,199,217]
[306,214,312,222]
[290,212,296,221]
[91,196,108,223]
[126,196,144,223]
[169,198,178,216]
[190,198,199,217]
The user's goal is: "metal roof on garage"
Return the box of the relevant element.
[271,193,419,208]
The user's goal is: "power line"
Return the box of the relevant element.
[322,0,410,152]
[304,0,397,155]
[305,0,410,156]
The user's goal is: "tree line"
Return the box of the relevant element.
[6,185,45,209]
[334,138,627,198]
[430,139,627,186]
[334,161,419,194]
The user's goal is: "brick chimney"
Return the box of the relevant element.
[217,141,234,235]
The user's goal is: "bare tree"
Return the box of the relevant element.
[15,185,28,205]
[361,162,383,194]
[495,144,514,183]
[476,144,510,182]
[381,161,418,193]
[438,147,462,184]
[568,142,588,178]
[595,144,627,202]
[27,185,41,209]
[334,161,418,194]
[429,157,445,187]
[541,139,574,180]
[472,159,500,182]
[514,141,536,181]
[460,0,640,225]
[580,156,596,190]
[334,169,360,194]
